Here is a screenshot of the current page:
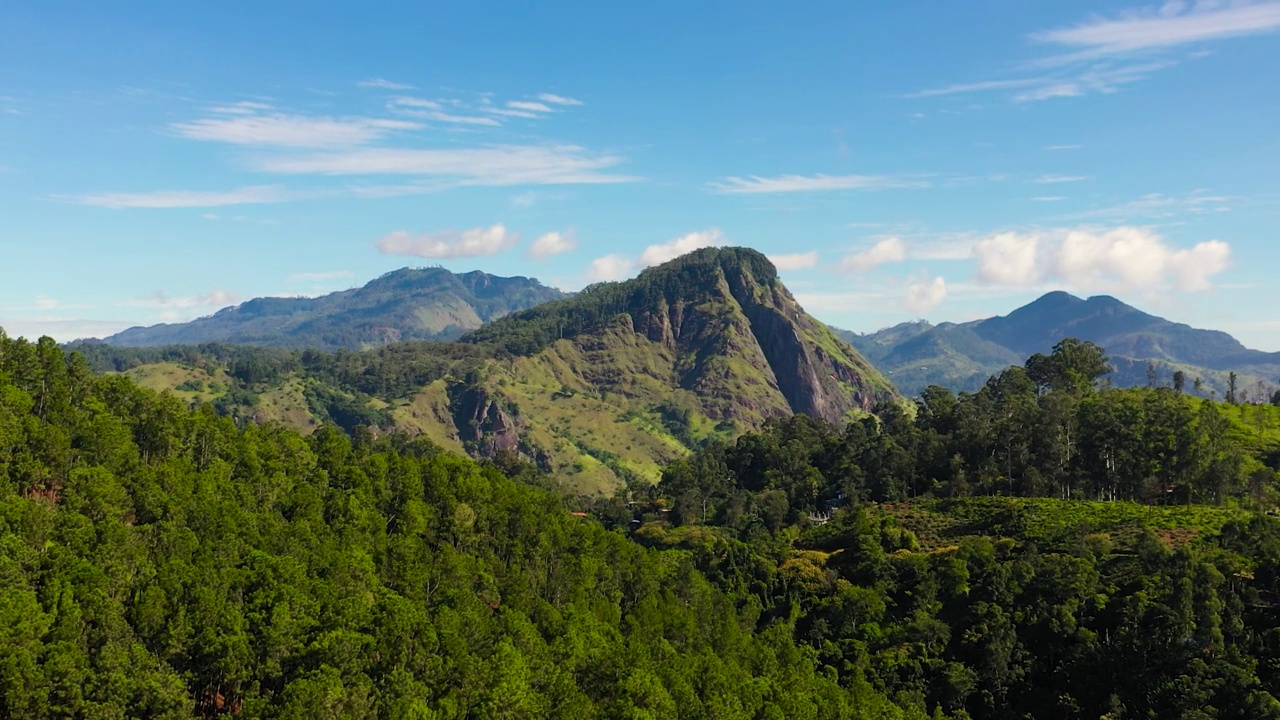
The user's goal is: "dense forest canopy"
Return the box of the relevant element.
[8,327,1280,718]
[0,331,921,719]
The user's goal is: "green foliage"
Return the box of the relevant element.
[463,247,781,356]
[0,333,917,718]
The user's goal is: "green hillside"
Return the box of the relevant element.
[74,248,900,495]
[100,267,565,350]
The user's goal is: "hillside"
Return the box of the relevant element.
[100,267,565,350]
[76,248,899,495]
[838,290,1280,397]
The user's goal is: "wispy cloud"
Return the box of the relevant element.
[527,230,577,260]
[1044,144,1084,151]
[359,78,416,90]
[710,173,929,194]
[1031,196,1068,202]
[909,2,1277,102]
[1066,191,1230,220]
[257,145,637,186]
[173,111,420,146]
[537,93,583,106]
[769,251,819,271]
[905,78,1044,98]
[376,223,520,259]
[1034,174,1089,184]
[71,185,303,209]
[1032,0,1280,60]
[507,100,553,113]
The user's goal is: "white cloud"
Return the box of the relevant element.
[290,271,354,282]
[123,289,240,310]
[1014,83,1085,102]
[769,251,819,271]
[1044,144,1084,151]
[710,173,929,194]
[906,1,1269,102]
[527,230,577,260]
[1032,1,1280,58]
[1035,174,1089,184]
[173,111,420,146]
[359,78,416,90]
[839,237,907,273]
[1032,196,1067,202]
[639,228,726,266]
[974,232,1044,285]
[507,101,553,112]
[537,93,583,106]
[480,107,541,119]
[389,108,501,126]
[905,275,948,314]
[585,254,634,282]
[209,101,274,115]
[1069,191,1230,220]
[905,78,1044,98]
[376,223,519,259]
[71,185,300,209]
[256,145,636,186]
[388,96,442,110]
[973,226,1231,293]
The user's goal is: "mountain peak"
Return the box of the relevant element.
[465,246,896,423]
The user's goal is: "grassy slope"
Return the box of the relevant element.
[876,496,1252,553]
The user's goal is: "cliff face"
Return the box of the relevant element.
[440,248,899,491]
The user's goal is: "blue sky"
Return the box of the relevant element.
[3,1,1280,348]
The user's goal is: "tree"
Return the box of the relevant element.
[1173,371,1186,394]
[1228,372,1239,404]
[1025,338,1111,396]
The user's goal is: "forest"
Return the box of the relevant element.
[0,330,921,718]
[7,330,1280,718]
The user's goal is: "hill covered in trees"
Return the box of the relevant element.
[617,339,1280,719]
[100,267,565,350]
[0,330,927,719]
[72,248,899,495]
[837,291,1280,398]
[9,326,1280,717]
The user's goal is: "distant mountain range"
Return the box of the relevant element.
[835,290,1280,398]
[100,267,566,350]
[87,248,896,495]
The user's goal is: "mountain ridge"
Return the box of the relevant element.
[837,291,1280,397]
[79,247,898,495]
[100,266,566,350]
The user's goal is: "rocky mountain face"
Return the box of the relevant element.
[98,248,899,495]
[100,267,566,350]
[838,291,1280,398]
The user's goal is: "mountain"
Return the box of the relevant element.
[101,267,566,350]
[82,247,899,495]
[837,291,1280,397]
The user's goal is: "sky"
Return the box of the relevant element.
[2,1,1279,348]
